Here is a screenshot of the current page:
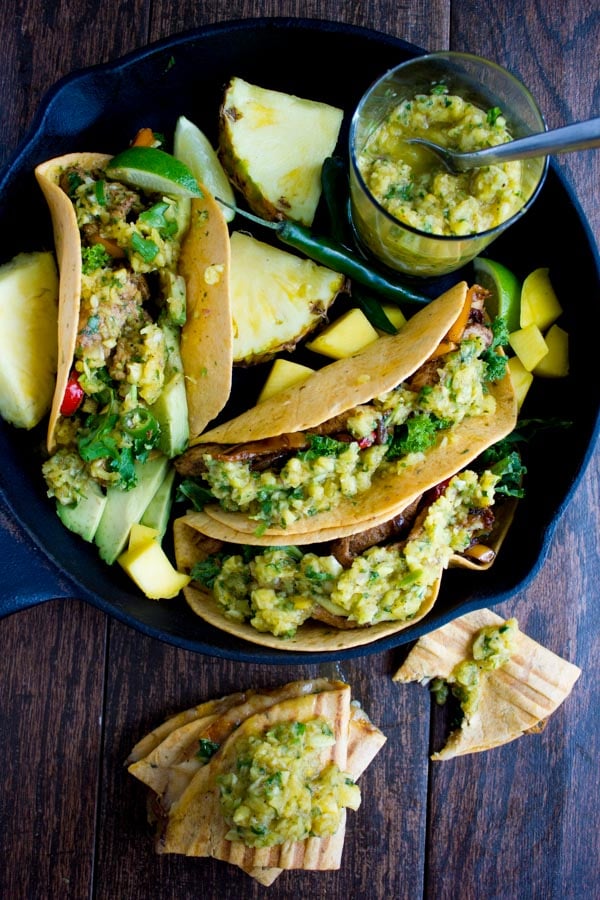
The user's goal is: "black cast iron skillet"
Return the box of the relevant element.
[1,18,598,663]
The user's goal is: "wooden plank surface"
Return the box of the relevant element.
[0,2,598,899]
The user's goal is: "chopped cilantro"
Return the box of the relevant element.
[431,83,449,95]
[176,480,215,511]
[196,738,220,762]
[486,106,503,126]
[386,414,451,459]
[130,232,159,263]
[298,434,348,461]
[190,555,225,589]
[385,182,414,202]
[81,244,111,274]
[482,316,510,381]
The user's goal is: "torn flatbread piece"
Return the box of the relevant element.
[393,608,581,759]
[127,679,386,884]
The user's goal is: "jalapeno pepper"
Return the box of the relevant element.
[60,370,85,416]
[122,407,160,444]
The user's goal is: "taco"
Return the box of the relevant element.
[173,463,515,652]
[35,152,231,527]
[175,282,517,539]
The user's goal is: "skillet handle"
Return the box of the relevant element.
[0,509,76,617]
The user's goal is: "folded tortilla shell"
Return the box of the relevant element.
[178,190,232,438]
[196,282,469,445]
[393,608,581,759]
[159,684,353,870]
[173,515,439,652]
[35,153,112,452]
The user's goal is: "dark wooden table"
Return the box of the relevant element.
[1,2,598,898]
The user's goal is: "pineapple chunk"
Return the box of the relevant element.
[118,536,191,600]
[258,359,315,403]
[230,231,344,364]
[507,356,534,410]
[520,267,563,330]
[508,324,549,372]
[0,251,58,429]
[219,77,343,226]
[128,522,160,551]
[306,308,379,359]
[533,324,569,377]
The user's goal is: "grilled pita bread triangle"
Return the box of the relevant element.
[394,608,581,759]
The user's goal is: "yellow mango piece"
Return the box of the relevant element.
[507,356,534,410]
[533,324,569,378]
[118,539,191,600]
[257,358,315,403]
[379,303,407,332]
[306,308,379,359]
[128,522,160,551]
[508,324,549,372]
[520,267,563,330]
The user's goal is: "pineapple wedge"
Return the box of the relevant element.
[230,231,345,364]
[219,77,344,226]
[0,251,59,429]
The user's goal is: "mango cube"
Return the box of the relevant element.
[507,356,534,410]
[258,358,315,403]
[306,308,379,359]
[520,267,563,331]
[533,324,569,378]
[118,537,191,599]
[509,324,549,372]
[128,522,160,551]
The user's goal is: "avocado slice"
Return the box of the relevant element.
[94,455,169,564]
[140,467,176,540]
[151,322,190,457]
[56,480,107,543]
[151,371,189,458]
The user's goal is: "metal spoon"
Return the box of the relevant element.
[405,117,600,174]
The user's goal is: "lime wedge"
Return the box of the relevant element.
[174,116,236,221]
[106,146,203,198]
[472,256,521,333]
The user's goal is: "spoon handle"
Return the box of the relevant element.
[459,117,600,168]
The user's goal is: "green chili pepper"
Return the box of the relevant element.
[321,156,399,334]
[321,155,354,246]
[215,197,430,307]
[122,406,160,442]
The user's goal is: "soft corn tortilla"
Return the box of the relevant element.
[188,282,517,537]
[128,679,385,884]
[393,608,581,759]
[35,154,232,452]
[178,189,232,437]
[197,282,470,444]
[173,487,514,652]
[35,153,111,452]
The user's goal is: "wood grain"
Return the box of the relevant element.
[0,2,598,899]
